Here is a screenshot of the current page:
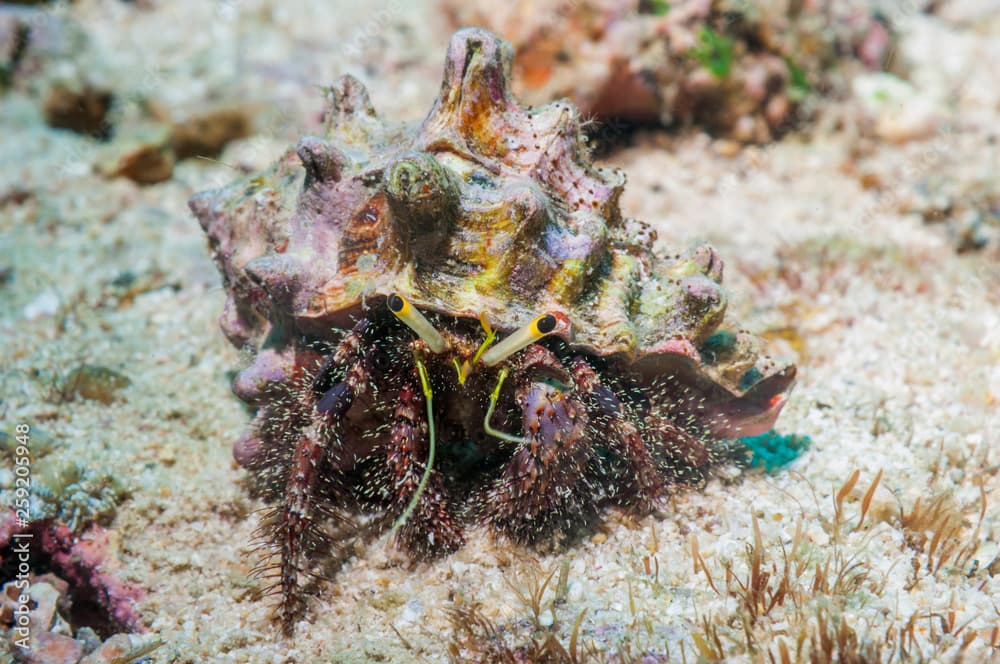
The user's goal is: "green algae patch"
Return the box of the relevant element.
[739,430,811,472]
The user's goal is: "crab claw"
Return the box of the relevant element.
[486,378,592,543]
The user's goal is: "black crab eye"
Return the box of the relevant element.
[535,314,557,334]
[387,293,406,313]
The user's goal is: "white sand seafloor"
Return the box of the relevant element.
[1,1,998,663]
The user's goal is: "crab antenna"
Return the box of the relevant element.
[387,293,449,353]
[455,312,496,385]
[483,367,527,445]
[391,357,436,534]
[481,313,563,367]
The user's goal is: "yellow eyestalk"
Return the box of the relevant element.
[480,312,568,367]
[387,293,449,354]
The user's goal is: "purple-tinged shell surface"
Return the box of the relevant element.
[191,27,794,439]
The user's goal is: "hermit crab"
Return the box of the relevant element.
[190,28,796,634]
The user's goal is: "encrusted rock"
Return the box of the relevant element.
[442,0,893,142]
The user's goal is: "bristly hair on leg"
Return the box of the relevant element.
[568,356,665,512]
[245,324,368,636]
[376,378,464,557]
[483,348,599,546]
[643,373,727,487]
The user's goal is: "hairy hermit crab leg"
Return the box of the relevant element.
[387,293,449,353]
[483,367,528,445]
[569,357,662,509]
[487,378,592,543]
[384,380,464,555]
[391,357,437,534]
[480,313,563,367]
[267,329,367,636]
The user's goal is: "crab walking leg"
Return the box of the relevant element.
[392,359,434,531]
[268,324,369,636]
[385,380,464,556]
[310,318,369,396]
[486,378,594,544]
[271,360,364,635]
[643,411,716,485]
[568,357,663,510]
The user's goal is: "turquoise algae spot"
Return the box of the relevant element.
[738,366,763,391]
[699,329,737,363]
[738,430,811,472]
